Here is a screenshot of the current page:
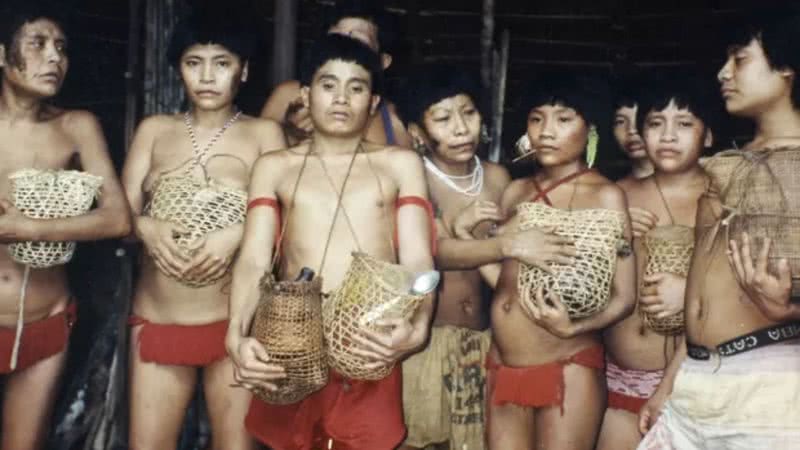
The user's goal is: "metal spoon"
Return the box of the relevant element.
[409,270,441,295]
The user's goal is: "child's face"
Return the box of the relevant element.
[642,100,708,174]
[1,18,68,99]
[613,105,647,160]
[304,59,378,138]
[180,43,245,111]
[718,38,793,118]
[421,94,481,164]
[527,103,589,167]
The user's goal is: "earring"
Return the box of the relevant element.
[515,134,531,156]
[413,139,429,155]
[586,126,599,168]
[480,124,491,144]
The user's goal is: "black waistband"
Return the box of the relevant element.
[687,322,800,360]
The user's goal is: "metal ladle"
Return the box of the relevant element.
[409,270,441,295]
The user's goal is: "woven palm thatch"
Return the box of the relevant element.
[250,272,328,405]
[516,202,627,318]
[324,252,425,380]
[144,176,246,287]
[8,169,103,268]
[703,148,800,297]
[640,225,694,335]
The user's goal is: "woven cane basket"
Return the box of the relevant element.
[516,202,627,318]
[324,252,425,380]
[8,169,103,268]
[640,225,694,335]
[703,148,800,297]
[144,176,246,287]
[250,272,328,404]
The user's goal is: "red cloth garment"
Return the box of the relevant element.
[129,316,228,367]
[608,391,648,415]
[605,358,664,415]
[0,302,76,374]
[394,195,437,256]
[246,367,405,450]
[486,345,605,414]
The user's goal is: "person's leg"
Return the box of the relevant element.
[203,356,256,450]
[534,363,605,450]
[486,401,535,450]
[1,346,67,450]
[128,324,198,450]
[597,408,642,450]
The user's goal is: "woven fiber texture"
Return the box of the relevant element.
[324,252,425,380]
[8,169,103,268]
[144,176,246,287]
[703,148,800,297]
[250,273,328,405]
[640,225,694,335]
[516,202,627,318]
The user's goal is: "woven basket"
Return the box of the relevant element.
[144,176,246,287]
[703,149,800,297]
[640,225,694,335]
[250,272,328,404]
[516,202,627,318]
[324,252,425,380]
[8,169,103,268]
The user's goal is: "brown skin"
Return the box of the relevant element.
[0,18,130,450]
[639,37,800,434]
[597,101,711,450]
[122,43,286,450]
[227,60,433,398]
[487,104,636,450]
[261,17,410,148]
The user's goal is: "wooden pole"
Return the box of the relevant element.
[271,0,298,86]
[124,0,142,149]
[143,0,184,115]
[480,0,495,91]
[489,29,509,163]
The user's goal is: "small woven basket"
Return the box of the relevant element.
[516,202,627,318]
[144,176,246,287]
[250,272,328,405]
[640,225,694,335]
[8,169,103,268]
[324,252,425,380]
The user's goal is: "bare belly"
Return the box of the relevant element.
[132,257,231,324]
[604,309,680,370]
[433,269,488,330]
[0,249,70,327]
[686,245,784,348]
[491,259,600,366]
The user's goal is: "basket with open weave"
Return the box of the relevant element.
[250,272,328,405]
[324,252,425,380]
[640,225,694,335]
[8,169,103,268]
[144,175,246,287]
[703,148,800,298]
[516,202,628,318]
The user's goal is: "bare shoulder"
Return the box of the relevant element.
[241,115,284,137]
[482,160,511,183]
[371,143,423,169]
[616,174,639,195]
[584,174,627,212]
[58,109,104,135]
[270,80,302,101]
[134,113,178,134]
[500,177,533,210]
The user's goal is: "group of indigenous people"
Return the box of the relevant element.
[2,0,800,449]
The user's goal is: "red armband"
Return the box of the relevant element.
[247,197,281,246]
[394,195,437,256]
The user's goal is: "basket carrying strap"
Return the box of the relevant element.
[9,265,31,370]
[269,151,311,271]
[530,167,594,206]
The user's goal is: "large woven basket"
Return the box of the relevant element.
[144,176,246,287]
[703,148,800,297]
[250,272,328,405]
[8,169,103,268]
[324,252,425,380]
[516,202,627,318]
[640,225,694,335]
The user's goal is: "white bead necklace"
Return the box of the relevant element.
[423,155,484,197]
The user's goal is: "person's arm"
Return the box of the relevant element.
[260,80,301,122]
[0,111,131,242]
[352,149,435,367]
[226,153,286,391]
[261,81,310,146]
[528,185,636,337]
[638,338,686,433]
